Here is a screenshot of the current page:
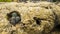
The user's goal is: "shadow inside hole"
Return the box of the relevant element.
[7,11,21,26]
[33,17,41,25]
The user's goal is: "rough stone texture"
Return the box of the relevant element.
[0,2,60,34]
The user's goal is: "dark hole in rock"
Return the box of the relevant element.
[7,11,21,26]
[23,23,25,26]
[44,7,52,9]
[45,7,48,9]
[33,17,41,25]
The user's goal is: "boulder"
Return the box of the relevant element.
[0,2,60,34]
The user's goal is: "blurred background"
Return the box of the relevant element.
[0,0,60,2]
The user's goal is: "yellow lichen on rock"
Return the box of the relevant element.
[0,2,60,34]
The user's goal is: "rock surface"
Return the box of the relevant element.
[0,2,60,34]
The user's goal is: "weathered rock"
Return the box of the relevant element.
[0,2,60,34]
